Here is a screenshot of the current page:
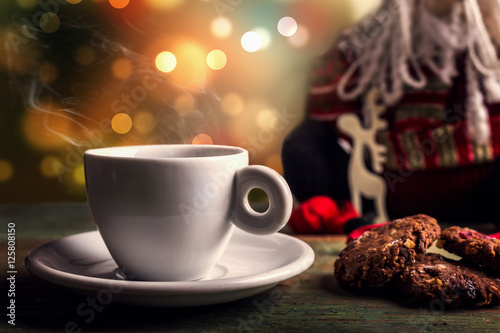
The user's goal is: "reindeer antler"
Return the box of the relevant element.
[366,89,388,173]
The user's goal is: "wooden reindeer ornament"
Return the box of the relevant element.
[337,89,389,223]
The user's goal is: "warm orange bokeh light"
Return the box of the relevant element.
[133,111,155,134]
[257,108,277,129]
[111,113,133,134]
[109,0,129,9]
[174,94,196,116]
[22,109,75,150]
[0,160,13,182]
[40,156,63,178]
[111,57,133,80]
[171,41,207,89]
[221,93,244,116]
[192,133,213,145]
[145,0,183,10]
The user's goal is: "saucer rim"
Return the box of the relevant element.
[25,229,315,296]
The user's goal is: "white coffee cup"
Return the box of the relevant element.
[84,144,293,281]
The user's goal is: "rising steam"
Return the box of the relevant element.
[4,14,222,150]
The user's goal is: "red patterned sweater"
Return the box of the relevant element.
[306,41,500,219]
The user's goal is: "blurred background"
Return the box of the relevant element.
[0,0,379,204]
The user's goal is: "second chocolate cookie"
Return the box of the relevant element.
[334,214,441,289]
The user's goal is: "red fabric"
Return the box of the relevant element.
[490,231,500,239]
[326,200,359,234]
[346,222,389,243]
[287,196,359,234]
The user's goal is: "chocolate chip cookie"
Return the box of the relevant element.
[334,214,440,289]
[395,254,500,308]
[437,226,500,274]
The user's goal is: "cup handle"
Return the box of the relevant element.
[231,165,293,235]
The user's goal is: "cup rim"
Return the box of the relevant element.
[84,144,247,161]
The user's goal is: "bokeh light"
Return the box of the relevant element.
[257,108,278,128]
[75,45,97,66]
[109,0,129,9]
[38,61,58,84]
[287,25,310,47]
[112,57,133,80]
[16,0,37,9]
[40,156,63,178]
[254,28,272,50]
[145,0,184,10]
[111,113,133,134]
[171,41,207,88]
[2,0,379,205]
[277,16,298,37]
[207,50,227,70]
[155,51,177,73]
[0,160,13,182]
[192,133,213,145]
[211,17,232,39]
[174,94,196,116]
[241,31,262,53]
[73,164,86,185]
[22,110,74,150]
[221,93,244,116]
[39,12,60,34]
[133,111,155,134]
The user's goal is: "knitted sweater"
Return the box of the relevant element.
[308,45,500,172]
[304,38,500,220]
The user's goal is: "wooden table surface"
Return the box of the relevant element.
[1,203,500,332]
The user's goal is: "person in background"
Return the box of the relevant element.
[283,0,500,229]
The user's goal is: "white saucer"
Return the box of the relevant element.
[25,229,315,307]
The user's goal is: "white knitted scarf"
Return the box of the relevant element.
[335,0,500,145]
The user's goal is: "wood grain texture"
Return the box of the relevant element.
[1,204,499,332]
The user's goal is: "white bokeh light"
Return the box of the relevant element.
[254,27,272,50]
[241,31,262,53]
[211,17,232,39]
[277,16,298,37]
[155,51,177,73]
